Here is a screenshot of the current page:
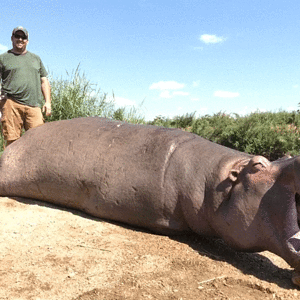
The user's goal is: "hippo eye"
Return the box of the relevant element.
[251,162,265,172]
[253,162,262,167]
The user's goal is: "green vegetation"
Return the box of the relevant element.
[191,111,300,161]
[149,110,300,160]
[47,66,146,124]
[112,100,146,124]
[46,66,115,122]
[0,66,299,161]
[149,112,196,129]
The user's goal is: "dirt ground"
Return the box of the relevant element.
[0,197,299,300]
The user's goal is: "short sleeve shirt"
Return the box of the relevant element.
[0,50,48,107]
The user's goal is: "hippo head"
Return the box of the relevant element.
[217,155,300,271]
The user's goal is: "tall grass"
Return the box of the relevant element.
[46,65,115,122]
[47,66,146,124]
[112,98,146,124]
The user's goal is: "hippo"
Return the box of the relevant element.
[0,117,300,285]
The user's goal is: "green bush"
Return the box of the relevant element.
[149,112,196,129]
[171,112,196,129]
[149,110,300,160]
[191,111,300,160]
[191,112,237,144]
[148,115,173,127]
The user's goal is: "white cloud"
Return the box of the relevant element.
[0,44,8,54]
[200,34,226,44]
[173,91,189,96]
[159,91,172,98]
[150,81,185,90]
[293,84,299,88]
[214,91,240,98]
[191,98,200,102]
[114,96,135,106]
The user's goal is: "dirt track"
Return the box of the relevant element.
[0,196,299,300]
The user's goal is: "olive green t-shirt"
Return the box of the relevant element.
[0,50,48,107]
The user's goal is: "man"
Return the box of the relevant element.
[0,26,51,147]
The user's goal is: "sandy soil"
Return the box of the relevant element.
[0,196,299,300]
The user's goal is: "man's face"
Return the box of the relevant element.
[11,30,28,52]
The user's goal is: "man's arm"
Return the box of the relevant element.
[41,77,51,116]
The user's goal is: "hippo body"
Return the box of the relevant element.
[0,117,300,272]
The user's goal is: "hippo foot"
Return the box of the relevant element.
[292,271,300,287]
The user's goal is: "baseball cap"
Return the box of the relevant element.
[12,26,29,39]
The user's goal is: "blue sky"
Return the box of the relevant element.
[1,0,300,121]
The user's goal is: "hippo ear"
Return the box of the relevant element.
[229,169,239,182]
[228,160,249,182]
[228,159,250,182]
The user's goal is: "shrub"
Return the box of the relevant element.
[148,115,173,127]
[192,111,300,160]
[149,112,196,129]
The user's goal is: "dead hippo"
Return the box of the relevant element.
[0,117,300,285]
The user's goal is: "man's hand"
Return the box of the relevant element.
[42,102,52,117]
[0,91,7,102]
[41,77,52,117]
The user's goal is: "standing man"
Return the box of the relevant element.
[0,26,51,147]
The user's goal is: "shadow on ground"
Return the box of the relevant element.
[171,234,295,289]
[12,196,296,291]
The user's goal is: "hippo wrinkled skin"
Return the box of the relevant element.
[0,117,300,284]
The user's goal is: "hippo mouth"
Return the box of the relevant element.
[287,231,300,273]
[288,231,300,251]
[286,194,300,270]
[286,193,300,262]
